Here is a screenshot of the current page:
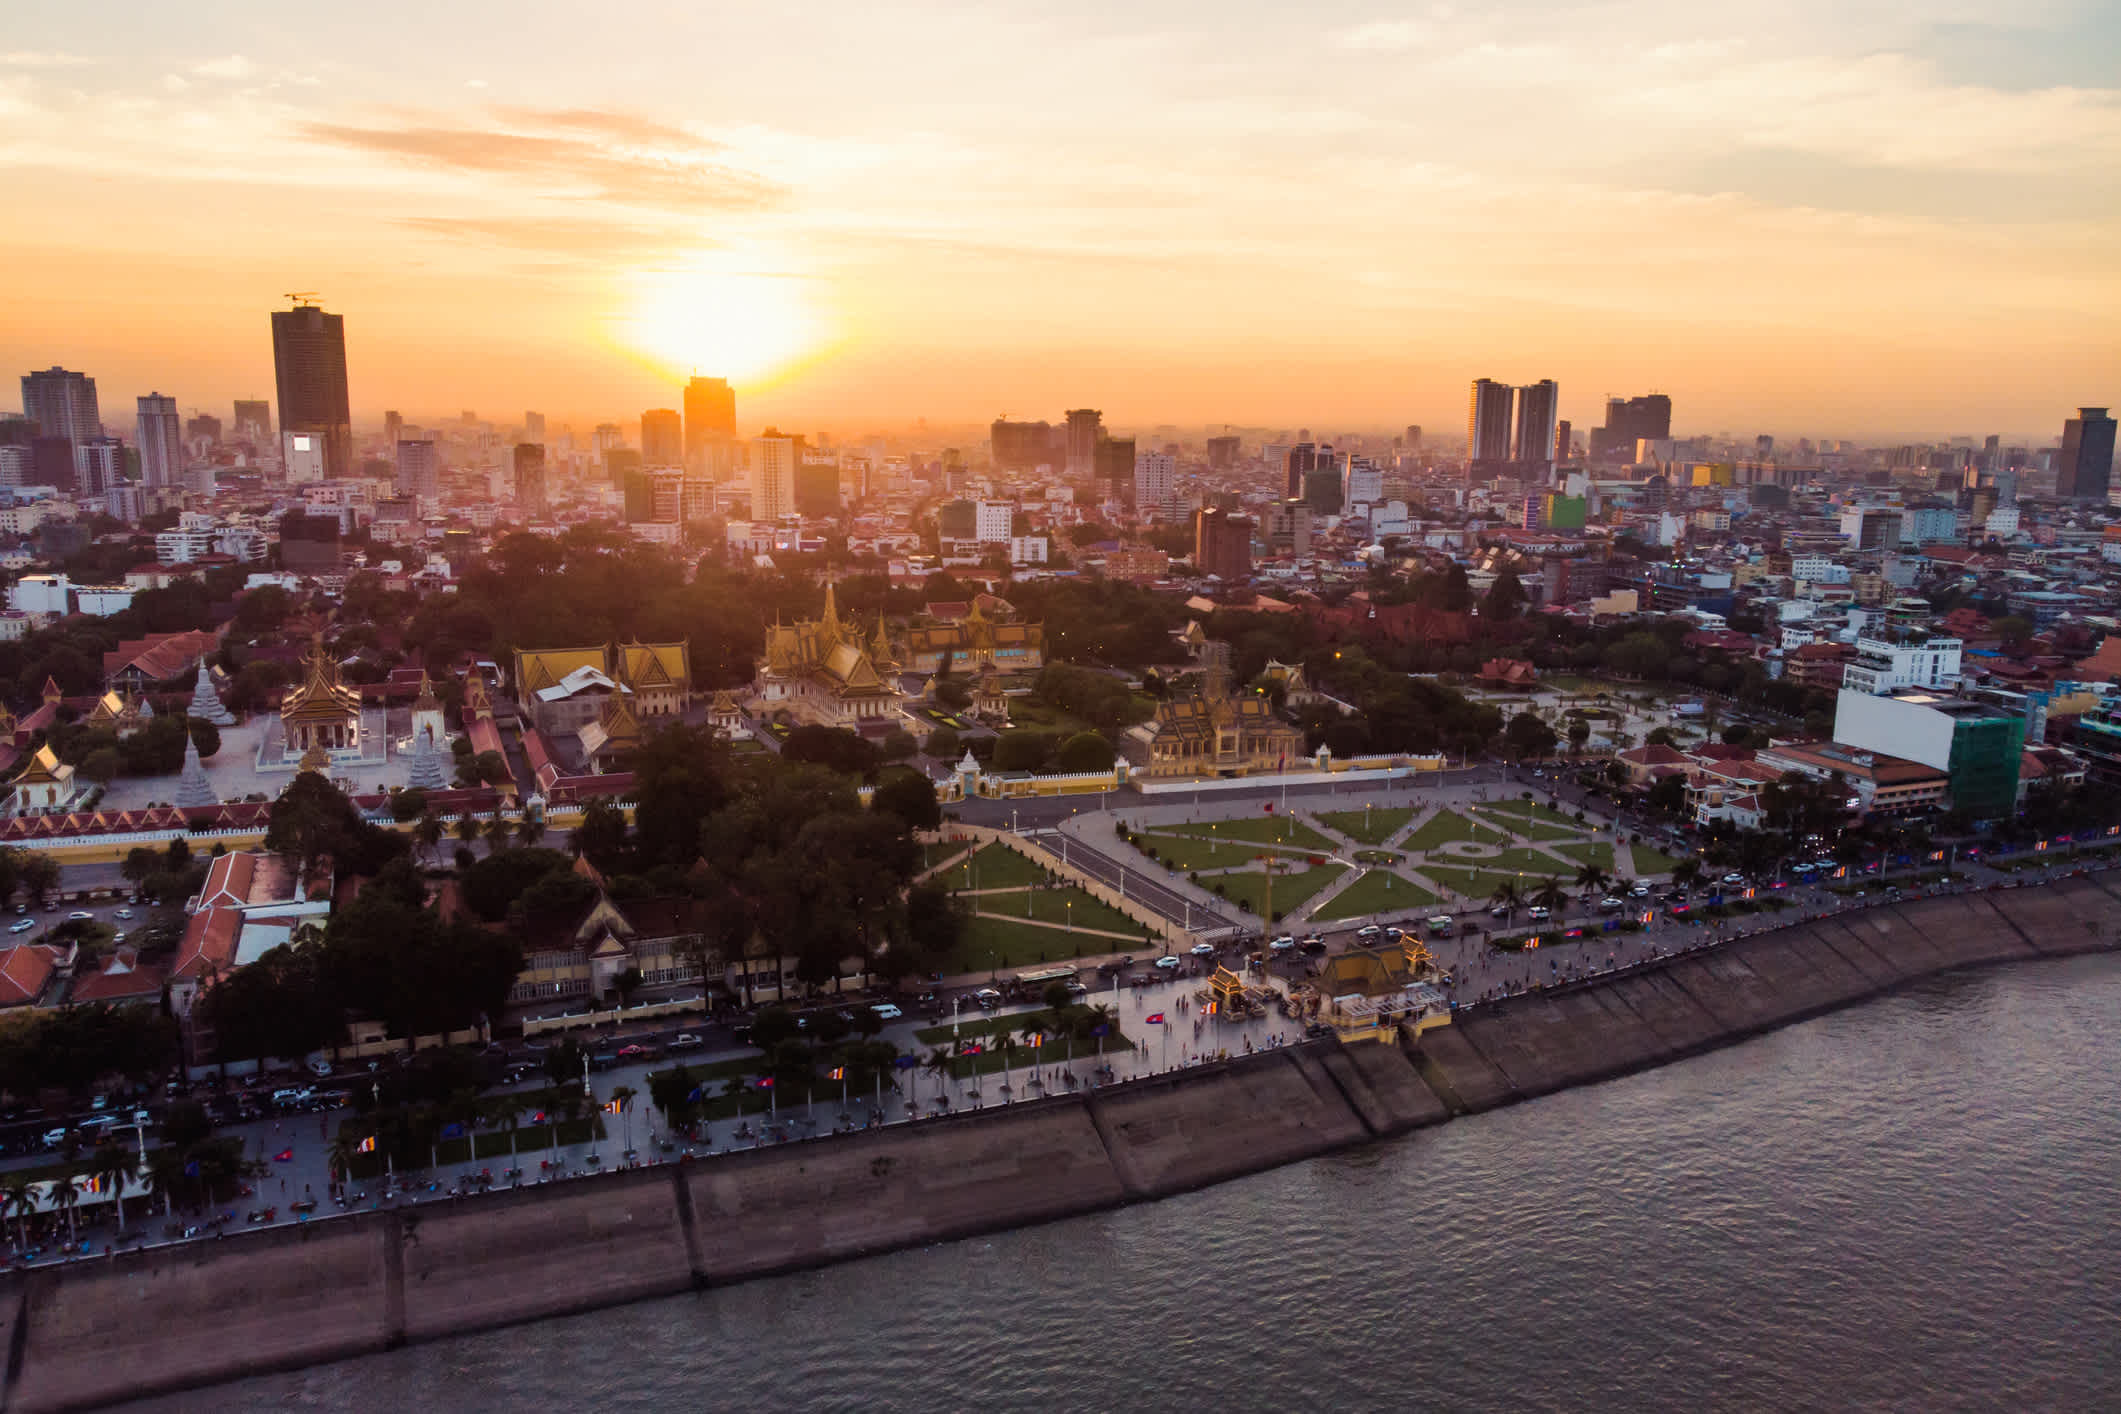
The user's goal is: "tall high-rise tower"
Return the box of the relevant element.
[270,300,352,480]
[135,392,182,489]
[233,399,272,443]
[1513,379,1559,475]
[513,443,548,518]
[20,368,101,447]
[684,376,736,470]
[1467,379,1514,469]
[749,430,796,520]
[2058,407,2117,502]
[641,408,683,466]
[396,439,438,499]
[1064,409,1102,478]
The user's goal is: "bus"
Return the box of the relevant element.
[1014,966,1078,989]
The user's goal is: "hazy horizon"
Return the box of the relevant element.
[3,0,2115,444]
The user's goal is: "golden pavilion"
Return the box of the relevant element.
[755,582,905,729]
[279,639,365,755]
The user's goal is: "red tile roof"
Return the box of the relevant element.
[0,944,61,1008]
[172,908,242,981]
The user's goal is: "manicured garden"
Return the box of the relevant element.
[1159,814,1334,851]
[1404,809,1513,853]
[945,844,1055,891]
[974,884,1138,934]
[955,914,1157,973]
[1314,806,1415,846]
[1211,862,1346,919]
[1310,868,1440,921]
[1132,831,1267,871]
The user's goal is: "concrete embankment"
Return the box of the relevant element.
[4,876,2116,1413]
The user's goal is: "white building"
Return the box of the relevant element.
[1789,555,1849,584]
[282,431,327,482]
[1009,535,1050,565]
[1986,506,2021,537]
[749,434,794,520]
[74,585,133,616]
[1345,460,1384,505]
[1133,452,1176,517]
[1841,637,1963,696]
[1900,503,1960,545]
[136,393,183,489]
[975,501,1014,544]
[7,575,69,616]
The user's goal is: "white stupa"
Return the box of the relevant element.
[175,733,219,811]
[186,658,236,726]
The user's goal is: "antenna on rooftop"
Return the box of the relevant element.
[284,291,320,308]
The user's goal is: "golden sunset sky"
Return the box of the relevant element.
[2,1,2116,443]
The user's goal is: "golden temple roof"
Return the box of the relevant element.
[281,640,363,724]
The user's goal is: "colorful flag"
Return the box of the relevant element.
[894,1056,916,1069]
[441,1123,465,1138]
[603,1099,622,1115]
[272,1148,293,1162]
[183,1159,200,1177]
[757,1076,775,1088]
[829,1067,846,1081]
[1024,1033,1042,1047]
[685,1087,703,1103]
[356,1136,376,1154]
[1145,1012,1166,1025]
[1090,1024,1109,1036]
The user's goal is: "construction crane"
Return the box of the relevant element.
[283,291,320,308]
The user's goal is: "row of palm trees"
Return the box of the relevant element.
[0,1138,228,1252]
[327,1081,628,1186]
[1484,862,1656,927]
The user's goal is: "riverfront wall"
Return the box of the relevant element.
[3,876,2116,1413]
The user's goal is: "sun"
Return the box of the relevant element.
[617,265,826,386]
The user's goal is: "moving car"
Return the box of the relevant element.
[870,1004,903,1021]
[1598,896,1625,912]
[974,987,1003,1008]
[671,1033,705,1050]
[66,911,92,922]
[1299,937,1329,955]
[8,919,34,935]
[1426,917,1454,937]
[114,908,133,920]
[1722,873,1746,886]
[1153,956,1181,971]
[1269,937,1296,954]
[1528,906,1551,921]
[306,1058,332,1078]
[1188,942,1217,958]
[1355,924,1383,939]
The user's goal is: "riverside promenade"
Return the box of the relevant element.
[3,870,2115,1413]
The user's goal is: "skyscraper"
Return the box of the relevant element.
[1065,409,1103,477]
[1513,379,1559,475]
[605,446,642,486]
[2057,407,2117,502]
[1554,420,1572,464]
[524,411,546,444]
[684,377,736,470]
[271,300,353,481]
[383,410,402,448]
[233,399,272,443]
[73,437,123,496]
[1133,451,1176,516]
[20,367,100,447]
[1283,442,1321,500]
[1092,434,1135,491]
[992,417,1057,472]
[1467,379,1514,469]
[397,439,438,499]
[136,392,182,489]
[513,443,547,518]
[1590,394,1672,459]
[641,408,683,466]
[1194,508,1253,581]
[749,430,797,520]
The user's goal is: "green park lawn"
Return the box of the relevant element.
[1162,814,1334,851]
[923,840,973,870]
[1210,863,1346,921]
[340,1116,607,1181]
[1628,845,1688,876]
[1483,847,1580,878]
[954,914,1158,973]
[1550,841,1617,873]
[1310,868,1440,922]
[999,699,1091,736]
[1420,864,1575,904]
[1404,809,1513,853]
[975,885,1138,934]
[1314,806,1415,846]
[945,844,1055,891]
[1133,832,1265,871]
[1473,799,1594,841]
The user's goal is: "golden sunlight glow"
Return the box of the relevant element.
[618,265,826,386]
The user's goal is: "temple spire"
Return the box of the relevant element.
[176,732,219,811]
[186,658,236,726]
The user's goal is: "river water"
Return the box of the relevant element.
[132,954,2121,1413]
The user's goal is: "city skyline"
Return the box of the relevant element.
[2,1,2117,438]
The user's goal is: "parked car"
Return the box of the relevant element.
[1598,896,1625,912]
[671,1033,705,1050]
[1528,906,1551,921]
[114,908,133,920]
[1299,937,1329,955]
[870,1004,903,1021]
[616,1044,650,1059]
[306,1058,332,1078]
[40,1127,68,1148]
[1269,937,1297,954]
[974,987,1003,1008]
[1355,924,1382,939]
[1721,873,1746,886]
